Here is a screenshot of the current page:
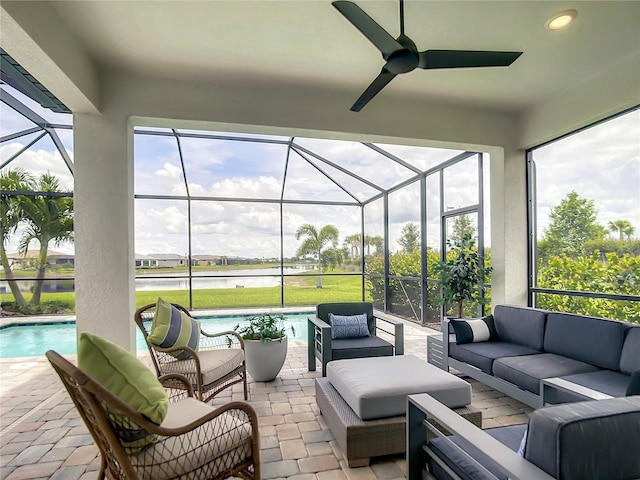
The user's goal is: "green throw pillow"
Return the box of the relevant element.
[147,297,200,360]
[78,332,169,452]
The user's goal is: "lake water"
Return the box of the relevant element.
[0,266,312,293]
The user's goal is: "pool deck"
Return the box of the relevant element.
[0,316,533,480]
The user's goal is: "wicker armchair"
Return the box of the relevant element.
[135,302,249,403]
[46,350,260,480]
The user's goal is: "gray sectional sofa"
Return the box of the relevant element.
[443,305,640,408]
[407,393,640,480]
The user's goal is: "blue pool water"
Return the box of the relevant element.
[0,312,311,358]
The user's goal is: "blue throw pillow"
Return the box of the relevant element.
[329,313,370,340]
[626,371,640,396]
[450,315,498,344]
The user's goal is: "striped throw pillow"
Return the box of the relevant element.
[450,315,498,344]
[148,297,200,360]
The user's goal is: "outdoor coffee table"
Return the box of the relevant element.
[315,355,481,467]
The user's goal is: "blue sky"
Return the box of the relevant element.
[1,84,638,258]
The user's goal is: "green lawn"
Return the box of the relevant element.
[1,271,367,312]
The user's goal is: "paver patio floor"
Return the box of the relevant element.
[0,319,532,480]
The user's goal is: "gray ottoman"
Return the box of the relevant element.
[327,355,472,419]
[316,355,480,467]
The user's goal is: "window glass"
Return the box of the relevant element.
[374,143,464,172]
[530,108,640,322]
[443,154,480,210]
[134,132,186,196]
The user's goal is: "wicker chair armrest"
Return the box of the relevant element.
[158,373,195,400]
[149,343,199,358]
[200,330,246,349]
[149,400,258,436]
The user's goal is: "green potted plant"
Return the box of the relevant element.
[433,232,492,319]
[234,313,295,382]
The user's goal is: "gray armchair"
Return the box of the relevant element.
[307,302,404,376]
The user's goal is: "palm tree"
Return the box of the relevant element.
[16,173,74,306]
[608,219,635,241]
[343,233,361,259]
[295,224,339,288]
[364,235,384,256]
[0,169,32,309]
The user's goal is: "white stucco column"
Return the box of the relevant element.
[490,146,529,307]
[74,112,136,351]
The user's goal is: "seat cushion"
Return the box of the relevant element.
[559,370,630,398]
[327,355,471,420]
[428,424,527,480]
[133,397,253,479]
[449,341,541,375]
[161,348,244,386]
[543,312,625,370]
[525,396,640,480]
[330,335,393,360]
[493,353,600,395]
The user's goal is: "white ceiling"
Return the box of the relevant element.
[46,0,640,114]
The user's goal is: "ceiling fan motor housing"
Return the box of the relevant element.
[386,35,419,74]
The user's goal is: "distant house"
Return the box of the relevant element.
[191,254,223,266]
[135,253,192,268]
[135,253,159,268]
[6,250,75,270]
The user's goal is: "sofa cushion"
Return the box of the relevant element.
[493,353,599,395]
[559,370,630,398]
[492,305,546,351]
[525,396,640,480]
[543,312,625,370]
[449,341,541,375]
[620,327,640,375]
[429,424,527,480]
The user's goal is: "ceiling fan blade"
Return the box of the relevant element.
[418,50,522,69]
[350,68,397,112]
[332,1,402,59]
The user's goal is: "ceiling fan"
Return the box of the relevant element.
[332,0,523,112]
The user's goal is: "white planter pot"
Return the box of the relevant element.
[244,336,288,382]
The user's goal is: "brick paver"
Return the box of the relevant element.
[0,317,532,479]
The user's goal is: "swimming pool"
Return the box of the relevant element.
[0,312,311,358]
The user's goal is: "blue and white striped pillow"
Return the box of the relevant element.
[148,297,200,360]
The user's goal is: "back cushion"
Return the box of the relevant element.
[525,396,640,480]
[493,305,546,351]
[620,327,640,375]
[544,313,625,370]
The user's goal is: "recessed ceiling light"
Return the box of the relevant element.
[546,10,577,30]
